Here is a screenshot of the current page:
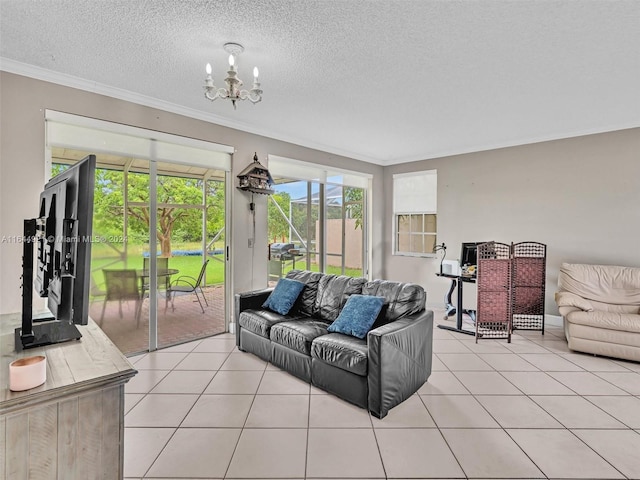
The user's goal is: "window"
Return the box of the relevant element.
[268,155,371,279]
[393,170,437,256]
[46,110,232,354]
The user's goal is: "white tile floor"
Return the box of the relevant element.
[124,312,640,479]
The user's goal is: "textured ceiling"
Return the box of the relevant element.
[1,0,639,165]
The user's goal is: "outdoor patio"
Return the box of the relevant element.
[90,285,226,355]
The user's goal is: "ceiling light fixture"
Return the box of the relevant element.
[203,42,262,109]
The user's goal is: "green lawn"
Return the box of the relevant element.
[90,253,225,291]
[91,244,363,292]
[281,259,362,278]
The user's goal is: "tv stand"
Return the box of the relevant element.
[2,313,137,479]
[15,321,81,351]
[16,219,83,351]
[32,312,55,323]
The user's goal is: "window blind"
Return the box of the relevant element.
[393,170,437,214]
[45,110,232,171]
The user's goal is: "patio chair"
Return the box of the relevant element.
[100,269,145,326]
[166,260,210,313]
[90,274,107,306]
[142,257,170,294]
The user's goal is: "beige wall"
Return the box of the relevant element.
[383,128,640,315]
[0,72,384,316]
[3,72,638,319]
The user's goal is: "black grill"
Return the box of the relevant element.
[269,242,294,260]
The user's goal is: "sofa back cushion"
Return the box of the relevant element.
[363,280,426,325]
[314,274,367,322]
[589,299,640,315]
[285,270,325,316]
[558,263,640,306]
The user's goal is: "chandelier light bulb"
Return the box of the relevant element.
[205,63,212,75]
[253,67,259,80]
[228,55,235,67]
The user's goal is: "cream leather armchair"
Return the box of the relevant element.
[555,263,640,362]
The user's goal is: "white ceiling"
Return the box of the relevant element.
[1,0,639,166]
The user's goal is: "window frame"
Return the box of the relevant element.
[392,170,438,258]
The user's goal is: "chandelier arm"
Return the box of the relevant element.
[248,92,262,104]
[203,87,219,101]
[204,86,236,102]
[235,89,263,103]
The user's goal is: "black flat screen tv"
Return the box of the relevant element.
[16,154,96,350]
[460,242,484,267]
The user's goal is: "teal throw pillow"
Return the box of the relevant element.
[328,294,385,339]
[262,278,305,315]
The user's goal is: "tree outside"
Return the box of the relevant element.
[53,164,226,286]
[85,169,225,257]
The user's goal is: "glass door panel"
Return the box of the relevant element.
[268,180,319,284]
[205,176,226,328]
[87,163,151,355]
[325,185,344,275]
[344,186,365,277]
[156,167,227,349]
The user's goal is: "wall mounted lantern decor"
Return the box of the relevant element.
[237,153,274,195]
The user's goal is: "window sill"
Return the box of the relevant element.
[393,252,437,258]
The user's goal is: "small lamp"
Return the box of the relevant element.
[433,242,447,275]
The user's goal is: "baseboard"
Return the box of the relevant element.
[545,314,563,327]
[426,303,564,328]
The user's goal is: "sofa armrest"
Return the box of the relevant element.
[234,288,273,319]
[367,309,434,419]
[555,291,594,312]
[234,288,273,346]
[558,305,581,318]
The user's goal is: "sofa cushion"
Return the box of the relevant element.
[558,263,640,306]
[271,319,330,355]
[328,294,385,339]
[285,270,325,316]
[588,299,640,315]
[363,280,426,326]
[311,333,368,376]
[566,310,640,334]
[314,274,367,322]
[239,309,301,339]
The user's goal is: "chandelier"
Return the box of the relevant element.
[203,42,262,109]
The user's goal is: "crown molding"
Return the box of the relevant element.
[380,122,640,167]
[2,58,638,169]
[0,57,383,166]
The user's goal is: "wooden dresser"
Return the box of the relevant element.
[0,315,137,479]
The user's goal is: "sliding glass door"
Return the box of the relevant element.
[46,111,232,355]
[267,165,369,282]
